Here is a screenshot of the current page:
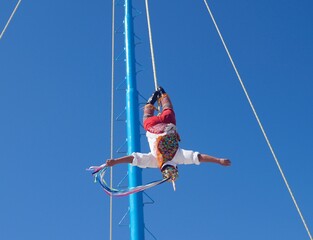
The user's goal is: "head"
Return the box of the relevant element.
[161,165,179,181]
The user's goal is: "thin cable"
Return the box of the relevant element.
[145,0,158,90]
[203,1,312,239]
[0,0,22,40]
[109,0,116,240]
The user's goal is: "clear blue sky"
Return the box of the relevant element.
[1,0,313,239]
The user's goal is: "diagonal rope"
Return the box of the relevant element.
[203,1,312,239]
[145,0,158,90]
[110,0,116,240]
[0,0,22,40]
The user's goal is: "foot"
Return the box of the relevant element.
[147,90,161,105]
[157,86,166,95]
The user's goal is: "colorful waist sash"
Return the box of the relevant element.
[156,132,180,169]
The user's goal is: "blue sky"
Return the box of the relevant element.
[1,0,313,239]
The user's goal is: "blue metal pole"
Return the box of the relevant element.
[124,0,145,239]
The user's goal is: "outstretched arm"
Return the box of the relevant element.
[198,154,231,166]
[106,155,134,167]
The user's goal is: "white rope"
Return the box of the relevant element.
[109,1,116,240]
[203,1,312,239]
[145,0,158,90]
[0,0,22,40]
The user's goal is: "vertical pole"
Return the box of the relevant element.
[124,0,145,240]
[110,1,115,240]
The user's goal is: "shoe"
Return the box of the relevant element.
[157,86,166,95]
[146,90,160,105]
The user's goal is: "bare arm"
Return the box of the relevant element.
[106,155,134,167]
[198,154,231,166]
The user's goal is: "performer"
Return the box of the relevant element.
[105,87,231,181]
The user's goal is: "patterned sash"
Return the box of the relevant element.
[156,132,180,169]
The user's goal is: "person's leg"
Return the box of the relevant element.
[143,87,176,130]
[143,90,161,131]
[158,93,176,125]
[158,108,176,125]
[159,93,173,110]
[143,104,155,123]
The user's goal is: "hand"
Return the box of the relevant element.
[106,159,116,167]
[219,158,231,166]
